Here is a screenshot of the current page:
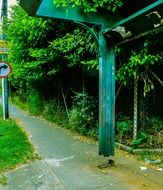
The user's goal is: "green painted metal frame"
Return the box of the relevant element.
[99,27,115,156]
[19,0,42,15]
[19,0,163,157]
[20,0,163,28]
[20,0,122,25]
[103,0,163,33]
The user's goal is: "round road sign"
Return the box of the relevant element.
[0,62,12,78]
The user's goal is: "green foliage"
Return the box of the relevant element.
[49,28,97,67]
[43,99,68,127]
[142,118,163,149]
[27,91,44,115]
[14,90,98,138]
[116,120,132,134]
[115,112,163,148]
[11,90,28,110]
[81,59,98,69]
[0,106,38,172]
[116,118,133,144]
[6,5,57,89]
[117,42,162,96]
[54,0,124,12]
[132,118,162,149]
[43,99,58,121]
[132,132,149,149]
[69,91,98,138]
[0,174,7,186]
[7,4,98,93]
[6,5,68,89]
[148,117,162,132]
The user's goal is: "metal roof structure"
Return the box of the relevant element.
[19,0,163,157]
[20,0,163,40]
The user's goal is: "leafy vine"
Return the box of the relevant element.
[53,0,124,12]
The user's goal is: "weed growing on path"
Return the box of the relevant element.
[0,174,7,186]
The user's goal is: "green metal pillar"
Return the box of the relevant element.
[99,27,115,157]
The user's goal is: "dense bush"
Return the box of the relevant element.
[116,119,133,145]
[27,90,44,115]
[115,115,163,148]
[69,91,98,138]
[43,99,68,127]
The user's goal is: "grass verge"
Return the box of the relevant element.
[0,105,39,185]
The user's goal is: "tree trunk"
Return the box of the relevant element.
[139,85,149,129]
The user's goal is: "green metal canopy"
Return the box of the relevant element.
[19,0,122,25]
[20,0,163,39]
[19,0,163,157]
[109,0,163,41]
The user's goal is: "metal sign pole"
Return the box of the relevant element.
[2,77,8,120]
[1,0,9,120]
[0,61,11,120]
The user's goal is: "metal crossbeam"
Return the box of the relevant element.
[20,0,122,25]
[103,0,163,33]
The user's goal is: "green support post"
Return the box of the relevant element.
[99,27,115,157]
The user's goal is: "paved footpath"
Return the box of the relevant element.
[0,104,162,190]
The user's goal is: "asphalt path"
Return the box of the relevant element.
[0,104,162,190]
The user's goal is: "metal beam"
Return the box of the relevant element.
[19,0,42,15]
[117,26,163,46]
[99,26,115,156]
[20,0,122,25]
[104,0,163,33]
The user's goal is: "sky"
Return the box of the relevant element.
[0,0,16,12]
[0,0,16,22]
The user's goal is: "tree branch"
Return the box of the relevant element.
[149,70,163,87]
